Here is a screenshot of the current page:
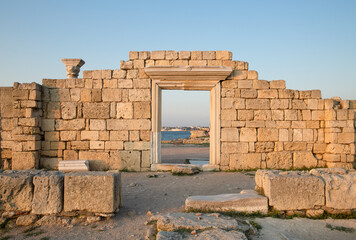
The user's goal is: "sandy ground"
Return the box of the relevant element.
[161,144,209,163]
[2,171,356,240]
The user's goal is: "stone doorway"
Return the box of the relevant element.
[160,90,210,166]
[145,66,232,170]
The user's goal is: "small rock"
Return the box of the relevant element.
[129,182,139,187]
[61,218,71,225]
[146,211,153,216]
[172,166,200,175]
[16,215,38,226]
[194,229,247,240]
[2,211,15,218]
[95,213,115,218]
[306,209,324,217]
[0,217,7,226]
[87,216,101,223]
[36,215,60,225]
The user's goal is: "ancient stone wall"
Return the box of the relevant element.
[0,50,355,171]
[0,87,13,169]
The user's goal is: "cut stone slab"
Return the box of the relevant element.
[172,165,200,175]
[157,212,249,232]
[264,173,325,210]
[0,170,38,211]
[151,163,201,172]
[185,190,268,214]
[64,171,121,213]
[32,171,64,214]
[321,172,356,209]
[16,215,38,226]
[58,160,89,172]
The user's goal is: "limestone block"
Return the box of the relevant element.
[338,133,354,144]
[253,80,269,89]
[113,69,127,79]
[264,173,324,210]
[107,119,150,131]
[189,60,207,66]
[271,99,289,110]
[117,79,133,88]
[90,141,105,150]
[63,150,78,160]
[70,88,81,102]
[240,89,257,99]
[221,109,236,120]
[172,60,189,66]
[124,141,150,150]
[12,152,39,170]
[202,51,216,60]
[102,89,122,102]
[141,150,151,168]
[293,151,318,168]
[128,89,150,101]
[55,119,85,131]
[116,102,133,119]
[80,89,91,102]
[266,152,293,169]
[49,89,70,101]
[133,102,151,119]
[61,102,76,120]
[216,50,232,60]
[64,171,121,213]
[237,110,254,121]
[70,141,89,150]
[178,51,191,60]
[270,80,286,89]
[155,60,171,66]
[110,130,129,141]
[127,70,138,79]
[0,170,36,211]
[257,128,278,142]
[135,51,149,60]
[229,72,247,81]
[32,171,64,214]
[81,131,99,140]
[230,153,261,170]
[105,141,124,150]
[221,128,239,142]
[240,128,257,142]
[165,50,178,60]
[191,51,203,60]
[254,110,272,121]
[285,110,298,120]
[108,150,141,171]
[83,103,110,119]
[133,78,150,89]
[258,89,278,99]
[221,142,248,154]
[255,142,275,153]
[246,99,270,109]
[78,151,110,170]
[151,51,165,60]
[186,190,267,214]
[129,51,139,60]
[120,60,133,70]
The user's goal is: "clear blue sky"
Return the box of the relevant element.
[1,0,355,126]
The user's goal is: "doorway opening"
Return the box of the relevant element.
[161,90,210,166]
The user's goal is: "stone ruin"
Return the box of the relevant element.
[0,50,355,171]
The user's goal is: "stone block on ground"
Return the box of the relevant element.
[32,171,64,214]
[185,190,268,214]
[16,215,38,226]
[0,170,38,211]
[157,212,249,232]
[172,165,200,175]
[64,171,121,213]
[263,172,325,210]
[58,160,90,172]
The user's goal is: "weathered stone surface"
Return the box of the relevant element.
[321,172,356,209]
[83,103,110,119]
[156,231,183,240]
[16,214,38,226]
[64,171,121,213]
[264,173,324,210]
[185,190,268,214]
[293,151,318,168]
[35,215,61,225]
[157,213,248,232]
[32,171,64,214]
[61,102,76,119]
[12,152,39,170]
[0,170,36,211]
[172,165,200,175]
[230,153,261,170]
[266,152,293,169]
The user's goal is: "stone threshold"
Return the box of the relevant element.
[151,163,219,172]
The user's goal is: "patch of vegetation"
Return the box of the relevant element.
[40,237,50,240]
[91,225,97,229]
[250,220,262,230]
[184,159,191,164]
[172,172,198,176]
[147,174,158,178]
[24,230,45,238]
[326,223,355,233]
